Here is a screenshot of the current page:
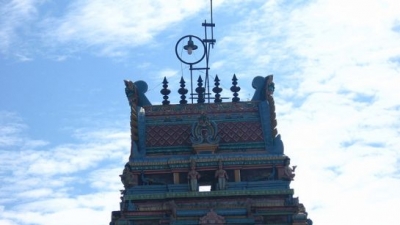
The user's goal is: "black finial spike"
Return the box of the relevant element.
[213,75,222,103]
[160,77,171,105]
[230,74,241,102]
[196,75,205,104]
[178,76,188,104]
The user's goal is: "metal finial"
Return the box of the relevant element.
[231,74,241,102]
[160,77,171,105]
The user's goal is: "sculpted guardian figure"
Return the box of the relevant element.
[282,158,297,180]
[215,161,228,190]
[188,161,201,191]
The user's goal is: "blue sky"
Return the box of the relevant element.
[1,0,400,224]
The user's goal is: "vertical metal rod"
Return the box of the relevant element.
[210,0,214,48]
[206,43,210,103]
[204,20,210,103]
[207,0,214,102]
[190,64,194,104]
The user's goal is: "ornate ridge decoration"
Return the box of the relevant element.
[190,113,220,154]
[265,75,278,139]
[143,102,259,116]
[124,80,140,158]
[124,80,139,142]
[124,80,139,141]
[124,189,295,201]
[199,209,225,225]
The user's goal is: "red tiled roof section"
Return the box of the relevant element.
[218,121,264,143]
[146,124,192,147]
[146,121,264,147]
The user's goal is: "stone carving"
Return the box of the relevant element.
[166,200,177,218]
[188,161,201,191]
[124,80,139,159]
[191,113,220,154]
[199,209,225,225]
[124,80,151,159]
[124,80,151,107]
[215,161,228,190]
[251,76,284,154]
[120,166,137,188]
[293,203,313,224]
[267,165,276,180]
[126,200,136,211]
[191,113,219,145]
[251,76,267,101]
[282,158,296,181]
[245,198,254,217]
[140,171,154,185]
[264,75,278,139]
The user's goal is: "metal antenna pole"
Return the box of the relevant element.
[175,0,215,104]
[202,0,215,103]
[190,64,194,104]
[210,0,214,48]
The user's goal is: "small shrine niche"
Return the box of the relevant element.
[190,113,220,154]
[197,170,216,191]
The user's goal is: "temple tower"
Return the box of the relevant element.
[110,2,312,225]
[110,75,312,225]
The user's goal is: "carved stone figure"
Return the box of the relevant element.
[140,171,154,185]
[215,161,228,190]
[190,113,219,145]
[245,198,254,217]
[282,158,296,180]
[188,161,201,191]
[120,166,137,188]
[199,209,225,225]
[267,165,276,180]
[166,200,177,218]
[292,203,309,221]
[127,200,136,211]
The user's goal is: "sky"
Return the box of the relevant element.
[0,0,399,224]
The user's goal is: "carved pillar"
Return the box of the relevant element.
[173,172,180,184]
[234,170,241,182]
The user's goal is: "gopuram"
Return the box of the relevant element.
[110,2,312,225]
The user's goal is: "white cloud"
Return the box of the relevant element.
[0,113,127,225]
[158,68,178,79]
[43,0,209,56]
[0,111,27,147]
[0,0,214,58]
[0,0,40,55]
[200,1,400,224]
[87,165,123,191]
[16,188,54,199]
